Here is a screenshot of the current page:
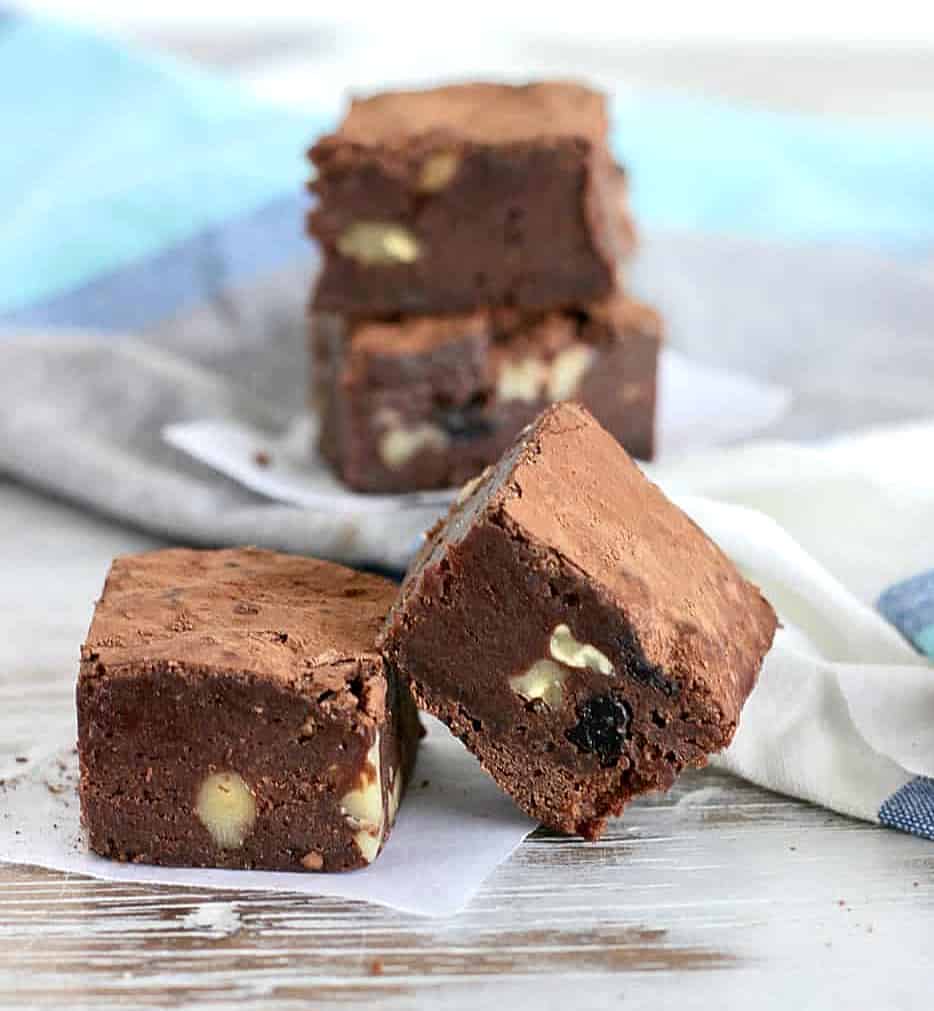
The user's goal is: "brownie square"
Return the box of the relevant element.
[77,548,420,871]
[380,404,777,838]
[313,294,661,493]
[308,81,628,316]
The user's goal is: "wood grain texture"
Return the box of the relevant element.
[1,772,932,1010]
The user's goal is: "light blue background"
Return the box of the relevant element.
[3,11,934,318]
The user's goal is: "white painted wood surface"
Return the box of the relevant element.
[1,475,932,1010]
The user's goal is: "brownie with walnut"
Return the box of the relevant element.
[313,295,661,494]
[308,81,632,317]
[380,403,777,839]
[77,548,420,872]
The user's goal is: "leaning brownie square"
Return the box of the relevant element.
[308,81,628,316]
[77,548,419,871]
[380,403,776,838]
[313,294,661,493]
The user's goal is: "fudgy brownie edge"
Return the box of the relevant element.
[78,548,420,871]
[380,404,776,837]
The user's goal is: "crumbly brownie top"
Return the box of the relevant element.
[327,297,662,405]
[490,296,663,355]
[487,309,578,356]
[331,81,607,146]
[406,403,774,707]
[588,294,665,342]
[343,296,662,360]
[350,312,489,356]
[81,548,397,698]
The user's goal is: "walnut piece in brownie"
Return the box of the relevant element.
[380,403,777,839]
[308,81,628,316]
[313,295,661,493]
[77,548,420,871]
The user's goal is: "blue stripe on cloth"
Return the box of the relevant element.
[0,194,311,333]
[877,570,934,659]
[879,777,934,841]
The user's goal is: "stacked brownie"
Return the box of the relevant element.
[73,84,780,876]
[307,81,662,493]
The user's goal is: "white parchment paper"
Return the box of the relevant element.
[0,716,534,918]
[163,349,790,516]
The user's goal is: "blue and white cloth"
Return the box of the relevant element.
[0,12,931,844]
[876,571,934,837]
[879,571,934,661]
[654,428,934,842]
